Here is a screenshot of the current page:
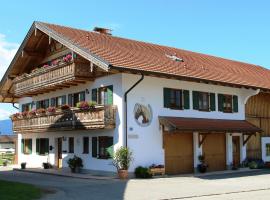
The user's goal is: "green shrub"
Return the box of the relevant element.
[249,161,258,169]
[135,166,152,178]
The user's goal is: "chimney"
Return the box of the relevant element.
[93,27,112,35]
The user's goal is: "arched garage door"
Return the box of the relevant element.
[202,133,226,171]
[164,132,193,174]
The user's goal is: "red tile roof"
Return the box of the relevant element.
[159,116,261,133]
[41,22,270,90]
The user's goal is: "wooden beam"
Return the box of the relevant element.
[23,49,44,58]
[199,133,208,147]
[243,134,255,146]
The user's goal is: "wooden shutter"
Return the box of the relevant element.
[164,88,171,108]
[68,94,73,106]
[51,98,56,107]
[45,139,49,154]
[193,91,199,110]
[45,99,50,108]
[183,90,190,109]
[21,139,24,153]
[92,88,98,103]
[79,91,86,102]
[36,139,40,155]
[106,137,114,158]
[218,94,224,112]
[107,85,113,105]
[28,139,32,154]
[92,137,97,157]
[210,93,216,111]
[62,95,66,105]
[233,95,238,112]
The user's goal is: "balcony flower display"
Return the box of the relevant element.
[61,104,70,111]
[21,111,29,118]
[76,101,90,110]
[47,107,56,114]
[63,54,72,63]
[10,112,22,120]
[37,108,46,115]
[29,109,37,117]
[51,59,61,66]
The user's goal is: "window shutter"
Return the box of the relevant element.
[210,93,216,111]
[192,91,199,110]
[106,137,114,158]
[218,94,224,112]
[92,137,97,157]
[36,101,40,109]
[107,85,113,105]
[62,95,66,105]
[45,139,49,154]
[36,139,40,155]
[92,88,98,103]
[68,94,73,106]
[45,99,50,108]
[163,88,171,108]
[28,139,32,154]
[233,95,238,112]
[21,139,24,153]
[51,98,56,107]
[183,90,190,109]
[79,91,86,102]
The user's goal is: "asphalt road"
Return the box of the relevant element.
[1,169,270,200]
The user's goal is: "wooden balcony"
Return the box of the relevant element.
[12,105,116,133]
[13,61,93,97]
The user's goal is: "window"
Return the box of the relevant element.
[22,103,32,112]
[83,137,89,154]
[163,88,189,110]
[68,137,74,153]
[68,91,85,107]
[36,138,49,155]
[92,136,113,159]
[266,144,270,156]
[218,94,238,113]
[92,85,113,105]
[51,95,66,107]
[21,139,32,154]
[193,91,215,111]
[36,99,50,109]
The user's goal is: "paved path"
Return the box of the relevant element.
[0,169,270,199]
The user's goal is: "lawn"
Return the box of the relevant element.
[0,180,42,200]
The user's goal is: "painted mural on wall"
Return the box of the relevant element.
[134,103,152,127]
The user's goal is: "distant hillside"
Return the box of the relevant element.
[0,119,13,135]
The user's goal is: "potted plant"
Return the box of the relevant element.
[21,111,29,118]
[21,162,26,169]
[29,109,37,117]
[89,101,97,110]
[67,155,83,173]
[37,108,46,116]
[63,54,73,63]
[76,101,90,111]
[61,104,71,111]
[47,107,56,115]
[197,155,208,173]
[42,162,52,169]
[112,147,133,179]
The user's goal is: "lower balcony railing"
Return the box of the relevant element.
[12,105,116,133]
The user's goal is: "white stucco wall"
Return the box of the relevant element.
[122,73,257,171]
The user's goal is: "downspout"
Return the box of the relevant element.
[12,103,19,110]
[124,73,144,147]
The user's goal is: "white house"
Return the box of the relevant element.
[0,21,267,174]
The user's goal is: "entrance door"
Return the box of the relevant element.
[203,133,226,171]
[56,138,62,168]
[232,136,240,167]
[164,132,193,174]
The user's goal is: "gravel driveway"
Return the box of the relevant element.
[0,169,270,200]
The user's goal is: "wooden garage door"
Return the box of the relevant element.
[164,132,193,174]
[203,133,226,172]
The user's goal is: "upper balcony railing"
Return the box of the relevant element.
[11,105,116,133]
[13,55,92,97]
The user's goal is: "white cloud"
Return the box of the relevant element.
[0,108,12,120]
[0,34,19,120]
[0,33,19,79]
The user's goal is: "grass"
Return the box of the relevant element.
[0,180,42,200]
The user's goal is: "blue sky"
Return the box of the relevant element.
[0,0,270,119]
